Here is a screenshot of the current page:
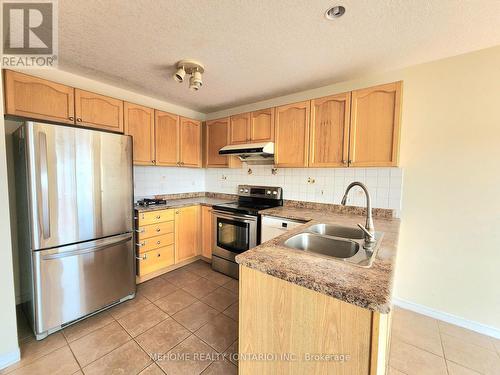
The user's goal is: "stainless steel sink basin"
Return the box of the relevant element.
[307,224,364,239]
[284,233,359,258]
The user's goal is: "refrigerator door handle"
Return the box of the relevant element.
[40,233,132,260]
[38,132,51,239]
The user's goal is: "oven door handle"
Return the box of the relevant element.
[212,210,257,223]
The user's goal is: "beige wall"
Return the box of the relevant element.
[0,70,20,366]
[208,45,500,331]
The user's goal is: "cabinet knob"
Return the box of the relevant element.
[76,118,82,122]
[68,116,74,121]
[156,228,161,232]
[156,215,161,219]
[156,241,161,245]
[348,159,353,164]
[157,253,161,257]
[175,210,180,214]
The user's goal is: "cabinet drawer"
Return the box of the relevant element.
[137,245,174,276]
[137,221,174,241]
[136,209,174,226]
[137,233,174,254]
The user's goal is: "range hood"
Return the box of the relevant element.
[219,142,274,164]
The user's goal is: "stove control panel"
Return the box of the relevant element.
[237,185,282,200]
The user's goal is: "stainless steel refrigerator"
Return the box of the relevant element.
[14,121,136,340]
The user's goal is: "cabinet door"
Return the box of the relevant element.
[349,82,402,167]
[275,101,310,167]
[155,110,179,166]
[4,70,75,124]
[250,108,275,142]
[175,206,200,263]
[309,93,351,167]
[179,117,202,168]
[74,89,124,133]
[124,103,155,165]
[229,113,250,144]
[201,206,213,259]
[205,118,230,167]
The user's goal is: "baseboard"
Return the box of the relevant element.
[0,347,20,371]
[393,297,500,339]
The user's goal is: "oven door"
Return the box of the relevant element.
[212,210,257,262]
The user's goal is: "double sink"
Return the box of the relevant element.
[282,224,383,268]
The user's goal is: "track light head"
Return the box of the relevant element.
[189,70,203,91]
[173,66,186,83]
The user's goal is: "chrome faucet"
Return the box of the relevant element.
[341,182,376,250]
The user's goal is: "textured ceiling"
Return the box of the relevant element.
[59,0,500,113]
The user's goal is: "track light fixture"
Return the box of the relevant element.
[173,59,205,91]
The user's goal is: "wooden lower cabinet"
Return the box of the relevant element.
[137,245,175,276]
[201,206,213,259]
[239,266,391,375]
[175,205,201,262]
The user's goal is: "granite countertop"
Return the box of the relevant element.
[235,206,400,314]
[135,197,234,212]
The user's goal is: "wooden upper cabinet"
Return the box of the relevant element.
[205,118,230,167]
[4,70,75,124]
[124,103,155,165]
[179,117,202,168]
[229,113,251,144]
[155,110,179,166]
[175,205,200,263]
[309,93,351,168]
[250,108,275,142]
[74,89,124,133]
[274,101,311,167]
[349,82,402,167]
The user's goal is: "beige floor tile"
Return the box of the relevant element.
[135,317,190,357]
[391,308,443,356]
[224,340,238,366]
[156,335,216,375]
[222,302,239,322]
[138,363,165,375]
[172,301,219,331]
[439,321,496,351]
[109,295,150,320]
[202,359,238,375]
[6,346,79,375]
[221,279,239,294]
[388,367,406,375]
[4,332,67,372]
[69,321,130,367]
[117,303,168,337]
[389,338,447,375]
[494,339,500,354]
[137,277,178,302]
[153,289,197,315]
[446,360,481,375]
[63,311,114,343]
[202,270,234,286]
[82,340,151,375]
[181,278,220,299]
[162,269,201,287]
[195,314,238,353]
[201,288,238,312]
[182,260,213,277]
[441,333,500,374]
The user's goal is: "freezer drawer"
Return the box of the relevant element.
[31,233,135,338]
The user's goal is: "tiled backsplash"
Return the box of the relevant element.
[134,166,205,199]
[135,165,403,216]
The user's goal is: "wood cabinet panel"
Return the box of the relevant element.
[136,221,174,242]
[201,206,213,259]
[239,266,372,374]
[137,209,175,226]
[137,245,175,276]
[229,113,251,144]
[309,93,350,167]
[124,102,155,165]
[179,117,202,167]
[205,118,230,167]
[349,82,402,167]
[4,70,75,124]
[175,206,200,263]
[250,108,275,142]
[137,233,174,254]
[274,101,310,167]
[74,89,124,132]
[155,110,179,166]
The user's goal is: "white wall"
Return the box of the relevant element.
[0,72,20,369]
[205,165,403,214]
[207,45,500,332]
